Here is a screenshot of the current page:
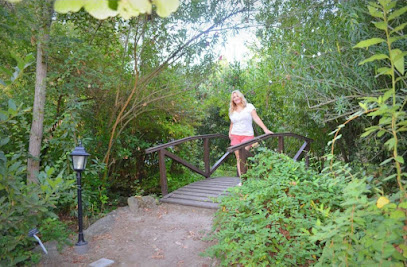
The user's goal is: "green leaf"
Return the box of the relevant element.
[361,126,379,137]
[395,156,404,164]
[359,54,389,65]
[384,0,397,11]
[391,49,405,75]
[390,210,405,219]
[368,5,383,18]
[380,157,393,165]
[373,21,387,30]
[399,202,407,209]
[353,38,385,49]
[376,67,392,77]
[54,0,85,13]
[377,130,386,137]
[379,116,391,125]
[378,0,391,7]
[389,36,406,44]
[108,0,119,10]
[388,6,407,21]
[391,22,407,34]
[359,102,368,111]
[8,99,17,111]
[384,138,396,149]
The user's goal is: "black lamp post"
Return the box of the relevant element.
[70,140,90,247]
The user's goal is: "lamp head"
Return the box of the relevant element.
[70,141,90,171]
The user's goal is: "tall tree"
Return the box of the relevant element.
[27,0,54,183]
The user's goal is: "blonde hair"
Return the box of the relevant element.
[229,90,248,115]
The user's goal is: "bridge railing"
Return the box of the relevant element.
[227,133,313,175]
[145,134,229,195]
[146,133,313,196]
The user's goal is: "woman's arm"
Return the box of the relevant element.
[229,122,233,138]
[251,110,273,134]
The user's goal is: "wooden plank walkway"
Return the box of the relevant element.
[160,177,240,209]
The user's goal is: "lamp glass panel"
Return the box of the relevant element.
[73,155,85,170]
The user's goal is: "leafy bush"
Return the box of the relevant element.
[0,99,72,265]
[204,150,345,266]
[312,177,406,266]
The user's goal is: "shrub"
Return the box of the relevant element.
[0,99,73,265]
[204,150,345,266]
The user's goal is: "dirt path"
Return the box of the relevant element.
[37,203,219,267]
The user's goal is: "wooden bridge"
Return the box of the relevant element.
[145,133,313,209]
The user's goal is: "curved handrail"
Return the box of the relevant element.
[227,133,313,153]
[145,134,227,154]
[227,132,314,175]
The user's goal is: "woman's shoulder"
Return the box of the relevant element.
[246,103,256,111]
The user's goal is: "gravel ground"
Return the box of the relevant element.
[36,203,219,267]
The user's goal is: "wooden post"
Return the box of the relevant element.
[158,149,168,196]
[278,136,284,153]
[203,138,210,178]
[305,143,310,168]
[239,148,247,175]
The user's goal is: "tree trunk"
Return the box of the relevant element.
[27,0,53,184]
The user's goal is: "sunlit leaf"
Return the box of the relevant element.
[5,0,22,2]
[384,1,397,11]
[389,36,406,44]
[353,38,385,49]
[390,210,405,219]
[153,0,179,17]
[118,0,151,19]
[391,22,407,34]
[54,0,85,13]
[384,137,395,149]
[391,49,405,75]
[359,102,368,111]
[368,5,383,18]
[376,196,390,208]
[377,130,386,137]
[373,21,387,30]
[395,156,404,164]
[388,6,407,21]
[376,67,392,77]
[359,54,388,65]
[382,89,393,102]
[84,0,118,20]
[378,0,391,8]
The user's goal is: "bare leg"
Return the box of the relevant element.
[235,147,251,177]
[234,150,241,177]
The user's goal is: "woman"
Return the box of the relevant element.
[229,90,273,178]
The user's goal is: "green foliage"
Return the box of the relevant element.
[205,150,344,266]
[0,101,73,265]
[312,178,406,266]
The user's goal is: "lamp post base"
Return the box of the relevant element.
[74,241,89,254]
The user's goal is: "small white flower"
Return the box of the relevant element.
[311,29,314,33]
[303,48,306,52]
[312,54,316,58]
[317,52,321,56]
